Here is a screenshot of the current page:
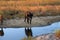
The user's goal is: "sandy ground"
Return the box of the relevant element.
[0,16,60,28]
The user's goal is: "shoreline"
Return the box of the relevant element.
[0,16,60,28]
[34,33,60,40]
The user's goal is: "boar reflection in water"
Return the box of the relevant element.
[25,28,33,37]
[0,28,4,36]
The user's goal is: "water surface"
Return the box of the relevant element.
[0,22,60,40]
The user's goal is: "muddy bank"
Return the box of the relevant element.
[35,33,60,40]
[0,16,60,28]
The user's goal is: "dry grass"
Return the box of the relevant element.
[22,36,35,40]
[55,29,60,38]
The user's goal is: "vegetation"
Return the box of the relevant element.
[0,0,60,6]
[55,29,60,38]
[0,10,25,19]
[0,6,60,19]
[22,36,35,40]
